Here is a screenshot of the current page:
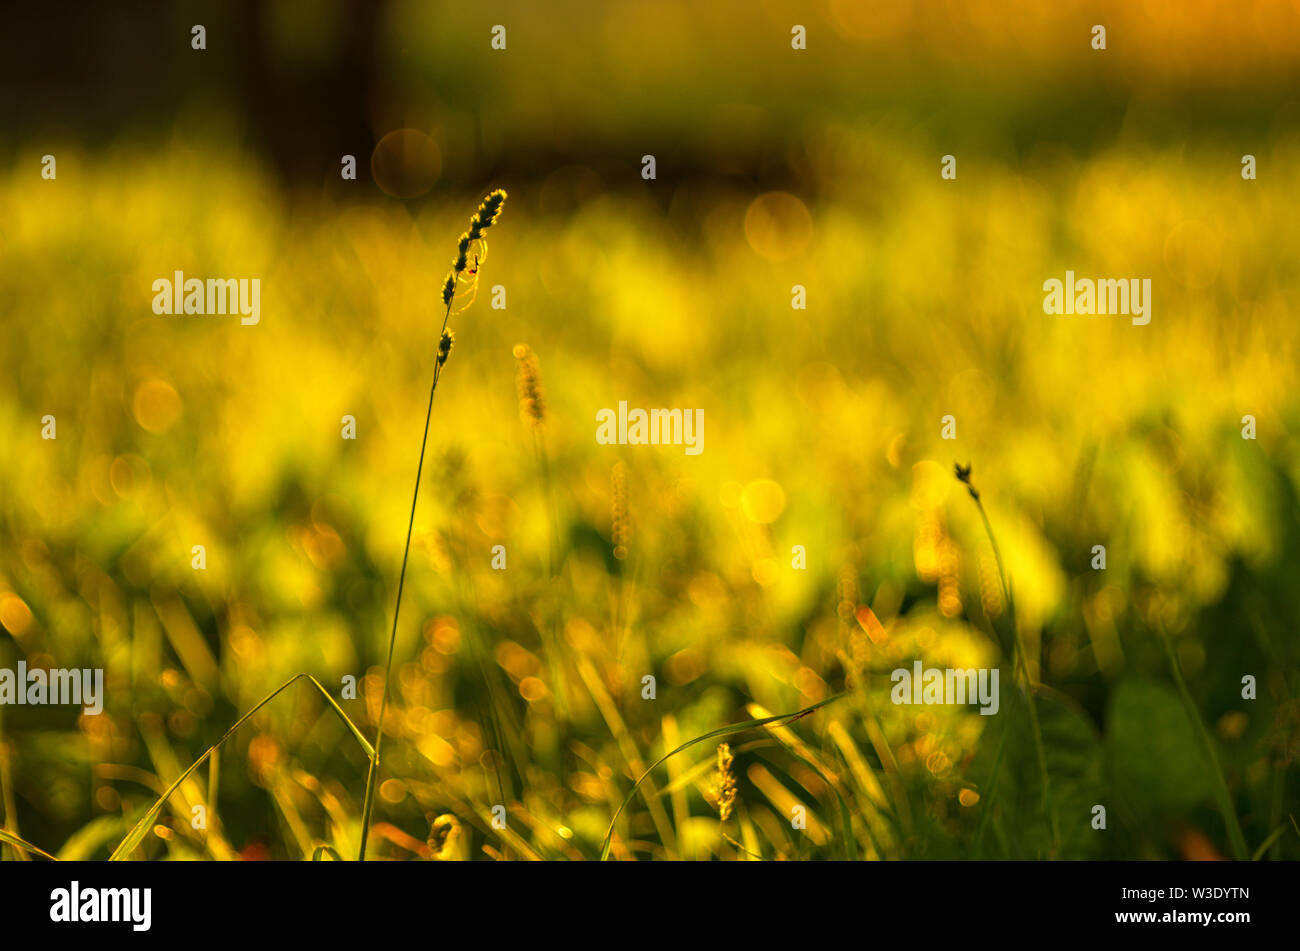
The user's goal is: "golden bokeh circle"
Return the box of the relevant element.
[740,478,787,523]
[133,379,182,433]
[370,128,442,199]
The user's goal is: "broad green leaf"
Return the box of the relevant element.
[1107,679,1211,816]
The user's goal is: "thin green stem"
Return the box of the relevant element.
[358,297,454,861]
[970,490,1059,857]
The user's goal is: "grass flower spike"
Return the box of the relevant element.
[513,343,546,427]
[358,189,508,861]
[715,742,737,823]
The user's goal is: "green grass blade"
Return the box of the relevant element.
[599,691,850,860]
[312,843,344,861]
[958,468,1058,857]
[305,676,374,760]
[56,815,124,861]
[0,827,59,861]
[760,734,858,859]
[785,751,858,860]
[110,673,371,860]
[1250,821,1295,861]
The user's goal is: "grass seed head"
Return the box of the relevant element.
[612,460,629,560]
[468,189,508,240]
[715,742,737,822]
[440,190,507,309]
[954,462,978,500]
[513,343,545,427]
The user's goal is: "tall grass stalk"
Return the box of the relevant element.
[956,464,1059,858]
[358,190,508,861]
[512,344,572,720]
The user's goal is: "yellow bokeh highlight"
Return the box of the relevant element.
[744,192,813,261]
[740,478,786,523]
[0,593,34,636]
[133,379,182,433]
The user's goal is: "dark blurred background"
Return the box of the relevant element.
[7,0,1300,197]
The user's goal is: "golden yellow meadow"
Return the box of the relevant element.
[0,0,1297,861]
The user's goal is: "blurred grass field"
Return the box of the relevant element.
[1,0,1299,861]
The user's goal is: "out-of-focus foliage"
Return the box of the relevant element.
[0,0,1297,861]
